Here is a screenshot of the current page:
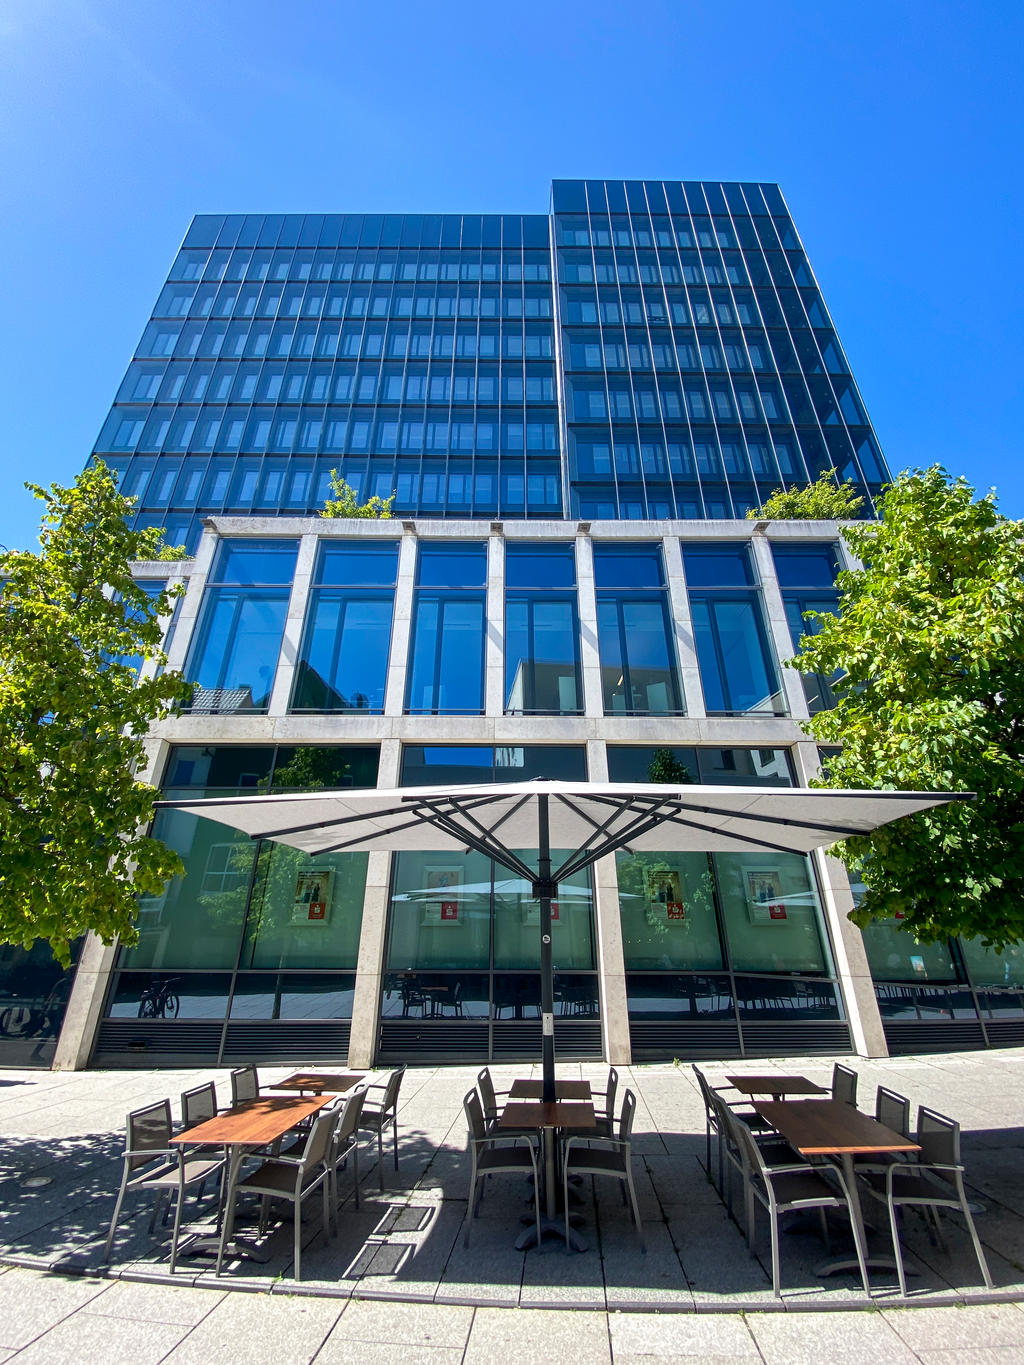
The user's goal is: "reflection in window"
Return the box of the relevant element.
[406,542,486,714]
[606,745,794,786]
[773,543,842,712]
[714,852,829,974]
[292,540,398,712]
[683,543,784,715]
[504,543,582,714]
[594,545,683,715]
[184,540,298,712]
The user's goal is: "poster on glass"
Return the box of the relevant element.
[644,868,686,922]
[746,869,788,924]
[422,865,462,925]
[291,869,332,924]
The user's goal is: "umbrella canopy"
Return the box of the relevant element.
[156,781,969,1099]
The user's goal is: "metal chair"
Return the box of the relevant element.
[218,1105,340,1280]
[593,1065,618,1138]
[729,1114,868,1298]
[329,1084,366,1221]
[831,1062,858,1107]
[462,1088,541,1250]
[475,1066,509,1131]
[103,1099,224,1271]
[358,1063,407,1190]
[862,1105,993,1296]
[229,1065,260,1107]
[181,1081,217,1127]
[563,1088,645,1252]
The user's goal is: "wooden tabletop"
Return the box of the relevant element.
[269,1072,364,1095]
[509,1079,593,1100]
[727,1074,828,1097]
[171,1095,332,1147]
[499,1099,596,1130]
[754,1098,921,1157]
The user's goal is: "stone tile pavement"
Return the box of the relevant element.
[1,1048,1024,1359]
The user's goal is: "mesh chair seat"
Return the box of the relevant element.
[768,1169,846,1208]
[564,1145,628,1179]
[463,1087,541,1249]
[476,1144,538,1176]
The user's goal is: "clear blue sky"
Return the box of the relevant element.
[0,0,1020,549]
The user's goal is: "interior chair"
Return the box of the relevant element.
[831,1062,858,1107]
[862,1105,993,1297]
[563,1087,645,1252]
[104,1099,224,1271]
[730,1114,868,1298]
[229,1065,260,1108]
[358,1063,407,1190]
[329,1085,367,1222]
[462,1087,541,1250]
[217,1105,339,1280]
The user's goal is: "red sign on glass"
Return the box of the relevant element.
[666,902,685,920]
[440,901,459,921]
[768,904,787,921]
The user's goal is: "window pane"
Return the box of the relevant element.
[617,852,723,969]
[715,853,828,973]
[293,594,393,712]
[240,845,367,970]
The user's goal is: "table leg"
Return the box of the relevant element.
[177,1145,272,1268]
[814,1153,892,1290]
[513,1128,588,1252]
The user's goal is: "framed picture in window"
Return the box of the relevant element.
[421,865,462,925]
[643,868,685,922]
[291,869,332,925]
[746,869,787,924]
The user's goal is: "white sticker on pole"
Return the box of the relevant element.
[542,1012,554,1036]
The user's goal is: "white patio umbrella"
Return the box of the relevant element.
[156,781,969,1101]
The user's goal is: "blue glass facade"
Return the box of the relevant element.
[92,182,889,546]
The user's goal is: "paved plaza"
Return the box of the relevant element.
[2,1049,1024,1360]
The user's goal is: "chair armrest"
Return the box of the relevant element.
[564,1135,628,1158]
[762,1162,821,1179]
[124,1147,179,1162]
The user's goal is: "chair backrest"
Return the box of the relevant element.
[181,1082,217,1128]
[604,1066,619,1120]
[731,1114,770,1177]
[335,1086,366,1145]
[299,1107,341,1172]
[381,1062,407,1113]
[832,1062,858,1107]
[616,1088,637,1143]
[691,1064,715,1112]
[230,1065,259,1106]
[127,1099,173,1169]
[476,1066,498,1118]
[917,1106,960,1168]
[875,1086,910,1137]
[464,1087,487,1143]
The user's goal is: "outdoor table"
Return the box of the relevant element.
[269,1071,364,1095]
[727,1074,828,1100]
[499,1098,596,1250]
[754,1097,921,1283]
[508,1078,593,1100]
[171,1094,332,1264]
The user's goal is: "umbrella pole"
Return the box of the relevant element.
[535,794,557,1105]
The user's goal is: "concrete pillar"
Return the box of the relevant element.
[346,738,402,1068]
[484,531,505,716]
[749,530,809,720]
[592,853,631,1065]
[792,741,888,1058]
[383,530,417,716]
[575,533,603,719]
[662,536,706,717]
[162,523,217,675]
[268,531,318,716]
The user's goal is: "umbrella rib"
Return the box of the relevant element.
[582,791,866,841]
[313,810,442,855]
[553,797,683,881]
[415,802,538,881]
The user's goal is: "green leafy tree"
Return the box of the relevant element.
[747,471,865,521]
[150,542,192,562]
[646,748,695,785]
[320,470,395,519]
[792,466,1024,947]
[0,462,191,962]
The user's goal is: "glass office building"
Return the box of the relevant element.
[11,181,1015,1072]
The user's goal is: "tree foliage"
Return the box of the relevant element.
[0,463,191,963]
[792,466,1024,947]
[320,470,395,519]
[646,749,694,784]
[747,471,865,521]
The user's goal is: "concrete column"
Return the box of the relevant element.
[162,524,217,675]
[592,853,631,1064]
[484,531,505,716]
[750,531,809,720]
[383,530,417,716]
[268,531,318,716]
[346,738,402,1068]
[662,536,706,717]
[575,533,603,719]
[792,741,888,1057]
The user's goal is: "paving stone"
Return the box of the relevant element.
[316,1345,463,1365]
[79,1276,225,1325]
[8,1311,191,1365]
[749,1308,920,1364]
[608,1310,759,1358]
[0,1268,111,1350]
[321,1297,473,1347]
[883,1302,1024,1351]
[160,1291,343,1365]
[465,1305,612,1363]
[913,1351,1024,1365]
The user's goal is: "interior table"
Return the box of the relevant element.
[269,1072,364,1095]
[171,1094,332,1266]
[727,1074,828,1100]
[498,1098,596,1251]
[754,1097,921,1288]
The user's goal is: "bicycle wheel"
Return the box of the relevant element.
[0,1006,32,1037]
[137,998,158,1019]
[161,993,180,1020]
